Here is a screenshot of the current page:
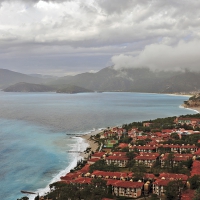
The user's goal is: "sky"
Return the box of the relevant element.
[0,0,200,76]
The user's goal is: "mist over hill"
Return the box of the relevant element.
[47,67,200,93]
[1,67,200,93]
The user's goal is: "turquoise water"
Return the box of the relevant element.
[0,92,196,200]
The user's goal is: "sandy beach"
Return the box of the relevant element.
[80,129,103,158]
[183,106,200,113]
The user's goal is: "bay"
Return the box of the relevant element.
[0,91,196,200]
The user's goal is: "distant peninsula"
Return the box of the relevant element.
[3,82,94,94]
[56,85,93,94]
[3,82,55,92]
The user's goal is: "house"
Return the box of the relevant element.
[107,180,144,199]
[130,145,156,153]
[153,173,188,196]
[105,155,129,167]
[160,153,193,168]
[153,179,170,196]
[134,153,160,168]
[175,117,200,127]
[158,173,188,181]
[179,144,198,154]
[91,170,132,180]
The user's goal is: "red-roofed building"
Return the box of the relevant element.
[105,155,129,167]
[92,170,131,180]
[160,153,193,168]
[108,180,144,198]
[159,173,188,181]
[91,152,105,159]
[153,179,170,196]
[175,117,200,127]
[130,145,156,153]
[135,153,159,167]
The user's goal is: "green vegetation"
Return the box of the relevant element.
[45,178,111,200]
[89,159,119,173]
[165,180,184,200]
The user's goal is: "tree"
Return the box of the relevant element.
[132,163,147,180]
[171,132,179,140]
[164,153,175,169]
[193,187,200,200]
[165,180,184,200]
[189,175,200,189]
[149,194,160,200]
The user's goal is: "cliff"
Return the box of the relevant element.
[183,93,200,108]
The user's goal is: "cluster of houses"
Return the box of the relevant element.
[47,117,200,200]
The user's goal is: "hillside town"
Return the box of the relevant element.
[23,113,200,200]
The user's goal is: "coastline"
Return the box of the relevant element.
[181,105,200,113]
[80,129,103,158]
[28,129,103,200]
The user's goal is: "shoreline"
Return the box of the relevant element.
[79,129,103,158]
[28,129,103,200]
[180,105,200,113]
[27,96,199,200]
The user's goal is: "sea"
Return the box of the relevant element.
[0,91,198,200]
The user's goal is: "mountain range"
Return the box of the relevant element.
[1,67,200,93]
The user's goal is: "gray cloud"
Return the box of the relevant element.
[0,0,200,75]
[112,39,200,72]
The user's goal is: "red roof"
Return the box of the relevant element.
[110,152,127,157]
[144,173,156,179]
[181,189,195,200]
[139,152,160,157]
[92,170,130,179]
[134,145,156,150]
[105,156,129,161]
[72,177,92,184]
[60,172,81,180]
[153,179,169,186]
[135,155,157,160]
[79,164,90,173]
[159,173,188,181]
[194,148,200,155]
[110,180,144,188]
[191,160,200,176]
[118,143,129,148]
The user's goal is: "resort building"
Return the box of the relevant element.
[107,180,144,199]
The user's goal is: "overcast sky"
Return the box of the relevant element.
[0,0,200,76]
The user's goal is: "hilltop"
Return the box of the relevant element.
[1,67,200,93]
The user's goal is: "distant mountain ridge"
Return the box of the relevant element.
[0,69,44,88]
[1,67,200,93]
[48,67,200,93]
[3,82,55,92]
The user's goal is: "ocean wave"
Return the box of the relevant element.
[179,105,199,113]
[28,136,89,200]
